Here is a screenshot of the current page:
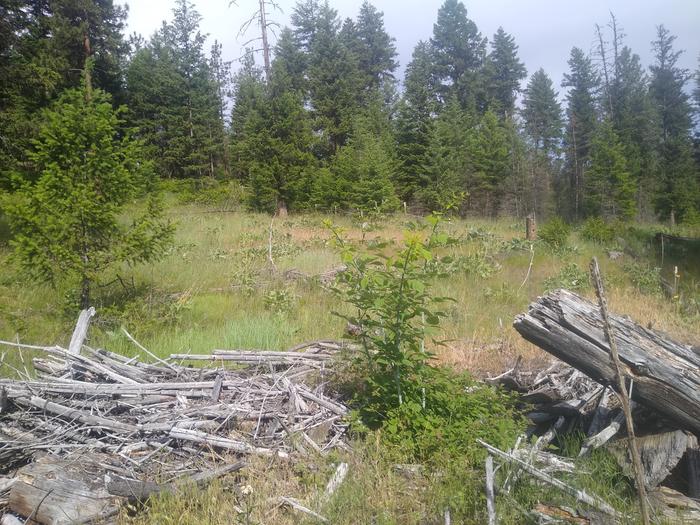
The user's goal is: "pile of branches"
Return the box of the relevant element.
[0,324,351,524]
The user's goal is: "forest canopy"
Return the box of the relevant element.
[1,0,699,223]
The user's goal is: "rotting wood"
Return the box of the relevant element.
[0,332,350,523]
[607,430,698,491]
[107,460,245,502]
[513,289,700,434]
[322,462,348,503]
[278,496,328,523]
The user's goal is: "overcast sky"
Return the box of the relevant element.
[124,0,700,95]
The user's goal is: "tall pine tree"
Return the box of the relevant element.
[483,28,526,118]
[126,0,225,178]
[649,25,698,223]
[521,69,563,217]
[429,0,486,110]
[562,47,599,220]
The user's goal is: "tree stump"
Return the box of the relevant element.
[526,214,537,240]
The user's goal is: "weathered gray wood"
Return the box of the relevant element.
[485,455,497,525]
[322,462,348,503]
[107,460,245,502]
[608,430,697,490]
[649,486,700,524]
[278,496,328,523]
[689,446,700,499]
[9,456,119,525]
[590,257,650,525]
[513,289,700,434]
[168,427,288,458]
[0,514,23,525]
[68,307,95,355]
[478,439,620,518]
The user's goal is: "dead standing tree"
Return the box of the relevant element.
[230,0,282,82]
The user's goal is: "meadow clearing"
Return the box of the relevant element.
[1,192,699,524]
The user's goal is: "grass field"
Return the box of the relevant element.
[1,195,699,523]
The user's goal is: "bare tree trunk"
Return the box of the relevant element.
[259,0,271,82]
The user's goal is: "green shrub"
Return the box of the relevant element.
[539,217,571,249]
[623,263,661,295]
[580,217,616,244]
[544,263,589,292]
[329,214,524,463]
[377,369,523,463]
[165,178,246,208]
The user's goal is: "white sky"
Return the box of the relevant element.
[123,0,700,94]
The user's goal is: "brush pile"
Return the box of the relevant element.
[0,321,351,524]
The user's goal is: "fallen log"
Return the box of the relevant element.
[513,289,700,434]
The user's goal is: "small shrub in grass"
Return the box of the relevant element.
[623,262,661,295]
[263,287,297,314]
[375,370,523,463]
[539,217,571,250]
[543,263,589,292]
[580,217,617,245]
[328,214,524,464]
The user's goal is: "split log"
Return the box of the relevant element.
[513,289,700,434]
[649,486,700,523]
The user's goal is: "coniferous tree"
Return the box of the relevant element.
[354,1,398,92]
[649,25,698,223]
[417,96,469,212]
[234,47,316,214]
[483,28,526,118]
[562,47,599,220]
[230,51,266,179]
[5,78,173,308]
[292,1,363,154]
[395,41,437,203]
[126,0,225,178]
[585,119,635,220]
[329,128,399,213]
[466,110,510,216]
[0,0,128,183]
[429,0,486,110]
[521,69,563,217]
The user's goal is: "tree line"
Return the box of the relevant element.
[1,0,700,224]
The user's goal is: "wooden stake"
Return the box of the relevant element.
[590,257,651,525]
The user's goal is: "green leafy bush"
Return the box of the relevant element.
[580,217,616,244]
[623,263,661,295]
[544,263,589,292]
[539,217,571,249]
[263,288,297,314]
[377,370,522,462]
[329,214,523,462]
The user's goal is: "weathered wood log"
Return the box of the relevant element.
[607,430,697,490]
[9,455,120,525]
[513,289,700,434]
